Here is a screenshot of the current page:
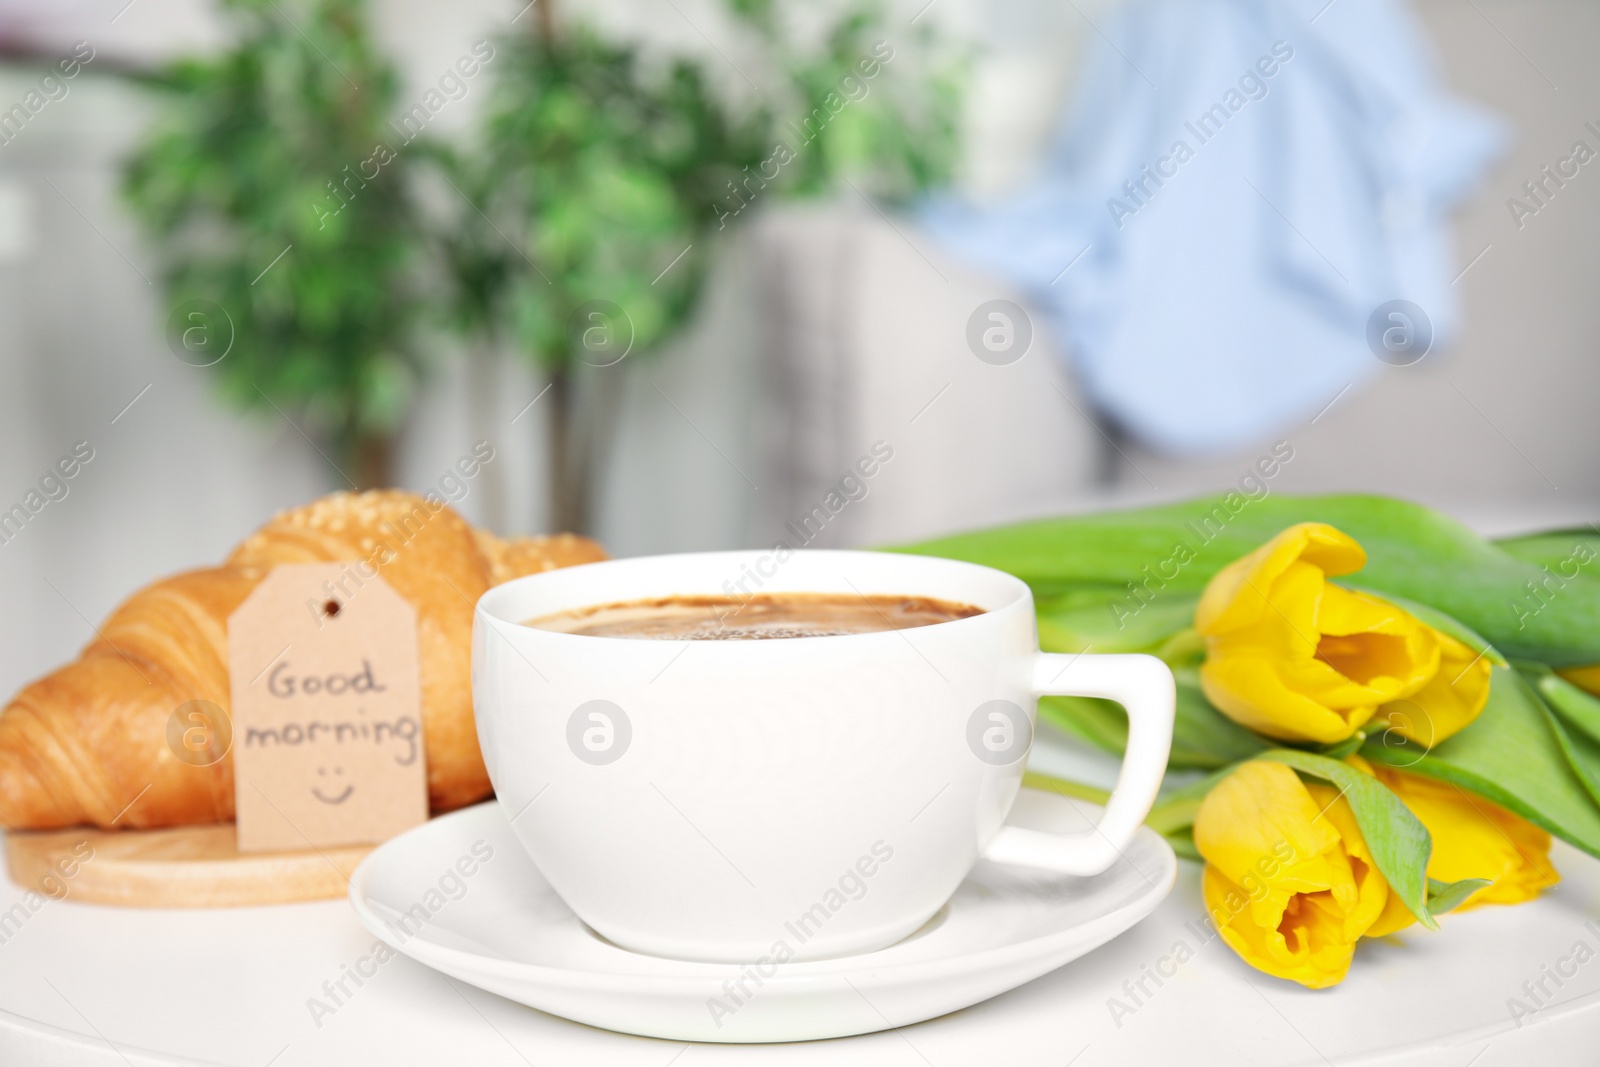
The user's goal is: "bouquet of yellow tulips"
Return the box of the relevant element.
[896,494,1600,989]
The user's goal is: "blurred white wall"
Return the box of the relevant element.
[0,0,1596,703]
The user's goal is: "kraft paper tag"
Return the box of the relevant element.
[228,563,428,853]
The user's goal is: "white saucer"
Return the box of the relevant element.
[348,790,1176,1043]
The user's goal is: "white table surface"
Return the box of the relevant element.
[3,724,1600,1066]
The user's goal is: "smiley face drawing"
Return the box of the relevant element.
[312,765,354,805]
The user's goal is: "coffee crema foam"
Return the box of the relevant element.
[524,592,984,640]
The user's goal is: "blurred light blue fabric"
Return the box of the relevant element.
[921,0,1505,454]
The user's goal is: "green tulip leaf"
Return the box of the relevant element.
[1260,749,1437,929]
[1038,671,1266,771]
[1529,667,1600,748]
[1362,666,1600,861]
[1037,695,1128,759]
[1494,530,1600,580]
[889,493,1600,665]
[1536,707,1600,811]
[1518,667,1600,810]
[1426,877,1491,917]
[1036,591,1199,654]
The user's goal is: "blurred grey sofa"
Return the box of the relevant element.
[742,202,1101,549]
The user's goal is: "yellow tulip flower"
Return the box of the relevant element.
[1196,523,1440,744]
[1195,760,1412,989]
[1374,629,1493,747]
[1372,766,1558,908]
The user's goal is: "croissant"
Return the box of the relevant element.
[0,491,605,831]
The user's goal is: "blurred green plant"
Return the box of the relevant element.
[723,0,962,205]
[123,0,424,488]
[433,0,963,533]
[427,15,766,533]
[121,0,962,527]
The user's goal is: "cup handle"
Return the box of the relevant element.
[981,653,1175,876]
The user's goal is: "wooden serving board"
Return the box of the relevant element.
[4,823,372,908]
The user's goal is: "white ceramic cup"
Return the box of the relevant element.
[473,550,1174,963]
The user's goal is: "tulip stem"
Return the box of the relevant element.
[1164,830,1201,862]
[1145,765,1241,835]
[1318,731,1367,760]
[1156,627,1205,666]
[1026,763,1247,850]
[1021,770,1111,806]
